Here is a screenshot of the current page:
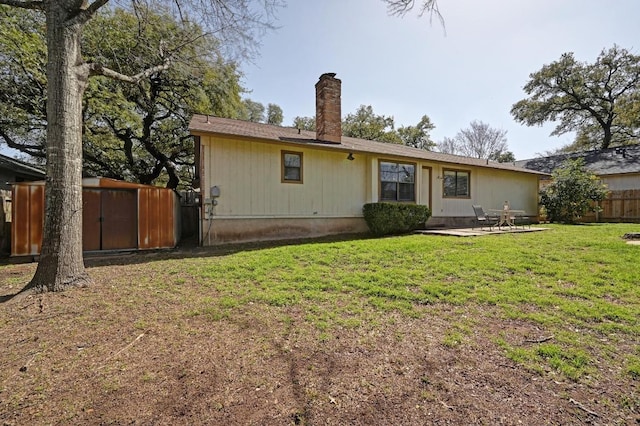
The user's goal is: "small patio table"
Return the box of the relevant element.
[489,208,525,229]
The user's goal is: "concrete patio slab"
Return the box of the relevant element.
[415,227,550,237]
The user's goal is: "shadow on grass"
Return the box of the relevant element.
[0,233,376,271]
[0,293,16,303]
[0,233,384,303]
[86,233,376,268]
[0,284,35,304]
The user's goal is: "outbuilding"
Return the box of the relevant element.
[11,177,180,256]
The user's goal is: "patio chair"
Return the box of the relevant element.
[472,205,498,231]
[512,213,531,229]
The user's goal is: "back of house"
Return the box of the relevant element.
[190,73,545,244]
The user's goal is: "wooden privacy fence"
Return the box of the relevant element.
[11,179,180,256]
[584,189,640,222]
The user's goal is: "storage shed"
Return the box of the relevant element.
[11,177,180,256]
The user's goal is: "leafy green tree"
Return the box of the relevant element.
[540,159,609,224]
[342,105,401,143]
[239,98,266,122]
[397,115,435,150]
[492,151,516,163]
[0,5,47,159]
[266,103,283,125]
[511,45,640,150]
[293,116,315,131]
[82,8,245,189]
[0,0,278,293]
[236,99,283,125]
[0,7,246,190]
[293,107,434,147]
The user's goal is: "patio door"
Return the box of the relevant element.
[421,166,432,208]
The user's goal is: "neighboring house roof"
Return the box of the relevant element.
[516,144,640,176]
[0,153,46,180]
[190,115,546,176]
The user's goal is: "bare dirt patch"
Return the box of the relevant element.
[0,250,638,425]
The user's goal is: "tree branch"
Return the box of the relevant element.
[0,128,45,158]
[69,0,110,26]
[0,0,44,9]
[87,60,171,84]
[384,0,444,28]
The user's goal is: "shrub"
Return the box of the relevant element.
[539,159,609,224]
[362,203,431,236]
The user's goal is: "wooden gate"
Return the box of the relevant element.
[179,190,200,239]
[83,189,138,251]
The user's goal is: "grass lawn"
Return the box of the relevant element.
[1,223,638,424]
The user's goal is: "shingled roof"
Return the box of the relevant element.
[516,144,640,176]
[0,153,45,179]
[189,115,546,175]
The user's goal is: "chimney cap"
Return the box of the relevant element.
[319,72,337,79]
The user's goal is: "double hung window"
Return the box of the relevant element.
[282,151,303,183]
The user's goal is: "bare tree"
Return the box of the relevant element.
[384,0,442,24]
[441,120,510,160]
[437,136,458,155]
[0,0,278,293]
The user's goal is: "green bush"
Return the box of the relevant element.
[540,158,609,224]
[362,203,431,236]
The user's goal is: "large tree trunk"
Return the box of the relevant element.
[27,1,91,292]
[601,125,612,149]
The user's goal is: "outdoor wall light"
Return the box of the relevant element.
[346,152,355,161]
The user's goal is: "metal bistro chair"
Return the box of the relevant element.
[512,212,531,229]
[472,205,499,231]
[503,201,530,229]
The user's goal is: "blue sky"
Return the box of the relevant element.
[241,0,640,160]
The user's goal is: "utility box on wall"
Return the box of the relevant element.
[11,178,181,256]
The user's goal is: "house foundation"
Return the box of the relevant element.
[201,217,368,245]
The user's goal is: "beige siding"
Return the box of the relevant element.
[423,164,539,217]
[600,174,640,191]
[200,135,542,242]
[473,168,539,214]
[203,136,368,218]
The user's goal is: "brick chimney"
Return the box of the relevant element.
[315,73,342,144]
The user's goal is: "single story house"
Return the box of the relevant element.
[189,73,546,244]
[0,153,45,191]
[517,145,640,222]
